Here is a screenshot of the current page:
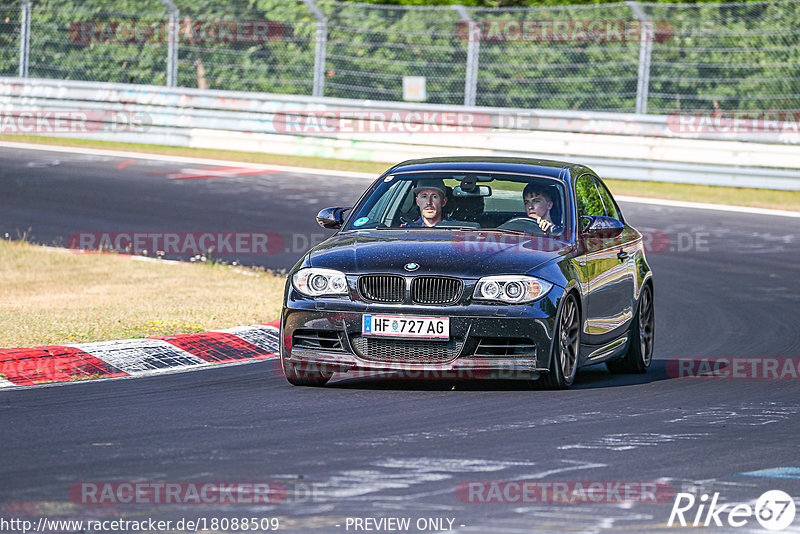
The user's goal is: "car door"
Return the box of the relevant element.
[575,174,636,346]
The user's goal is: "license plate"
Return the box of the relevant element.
[362,315,449,339]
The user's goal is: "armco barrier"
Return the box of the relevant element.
[1,77,799,189]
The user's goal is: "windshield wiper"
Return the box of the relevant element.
[489,228,529,236]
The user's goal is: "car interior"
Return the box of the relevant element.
[352,174,564,233]
[395,179,562,230]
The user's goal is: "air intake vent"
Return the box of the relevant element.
[411,276,463,305]
[292,330,345,352]
[358,275,405,303]
[351,336,464,363]
[472,337,537,358]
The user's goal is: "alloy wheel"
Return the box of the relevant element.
[559,296,580,382]
[638,286,654,366]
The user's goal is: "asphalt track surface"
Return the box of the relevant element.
[2,146,800,533]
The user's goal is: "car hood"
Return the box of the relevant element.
[308,229,572,278]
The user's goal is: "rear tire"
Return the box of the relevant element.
[607,284,654,374]
[539,293,580,390]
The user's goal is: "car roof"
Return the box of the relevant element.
[385,156,594,182]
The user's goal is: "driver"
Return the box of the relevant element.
[523,183,557,233]
[402,178,450,227]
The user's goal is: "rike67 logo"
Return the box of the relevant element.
[668,490,796,531]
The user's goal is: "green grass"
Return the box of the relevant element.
[2,134,797,212]
[0,239,286,348]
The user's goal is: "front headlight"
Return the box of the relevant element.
[292,268,348,297]
[473,275,552,304]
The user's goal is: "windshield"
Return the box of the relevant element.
[344,172,569,237]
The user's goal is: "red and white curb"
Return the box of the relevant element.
[0,321,280,388]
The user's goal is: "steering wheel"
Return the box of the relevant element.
[497,216,555,235]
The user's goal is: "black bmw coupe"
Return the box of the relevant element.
[280,157,654,389]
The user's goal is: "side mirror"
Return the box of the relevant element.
[316,206,351,229]
[580,215,624,239]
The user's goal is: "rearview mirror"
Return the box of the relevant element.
[316,207,351,229]
[453,185,491,197]
[580,215,624,239]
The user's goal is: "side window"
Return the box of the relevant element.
[575,174,605,220]
[361,180,412,226]
[383,181,415,225]
[595,178,622,222]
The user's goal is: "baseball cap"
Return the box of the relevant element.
[413,178,446,195]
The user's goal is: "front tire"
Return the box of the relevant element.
[540,293,580,390]
[607,284,654,374]
[280,328,332,387]
[281,356,332,387]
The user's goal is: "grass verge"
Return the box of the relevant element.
[1,134,799,212]
[0,239,286,348]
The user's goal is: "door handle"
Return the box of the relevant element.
[617,250,628,261]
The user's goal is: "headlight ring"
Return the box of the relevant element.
[292,268,349,297]
[473,275,552,304]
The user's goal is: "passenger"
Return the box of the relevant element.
[523,183,557,233]
[402,178,450,227]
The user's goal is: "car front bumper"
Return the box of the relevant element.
[281,295,561,380]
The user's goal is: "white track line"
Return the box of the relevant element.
[0,140,378,179]
[615,195,800,218]
[1,140,798,218]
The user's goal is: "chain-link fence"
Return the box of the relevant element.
[644,1,800,112]
[2,0,799,114]
[174,0,317,95]
[29,0,170,85]
[0,1,23,77]
[468,3,642,112]
[321,2,467,105]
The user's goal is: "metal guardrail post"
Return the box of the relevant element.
[628,1,652,115]
[161,0,179,87]
[302,0,327,98]
[19,0,31,78]
[453,5,479,108]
